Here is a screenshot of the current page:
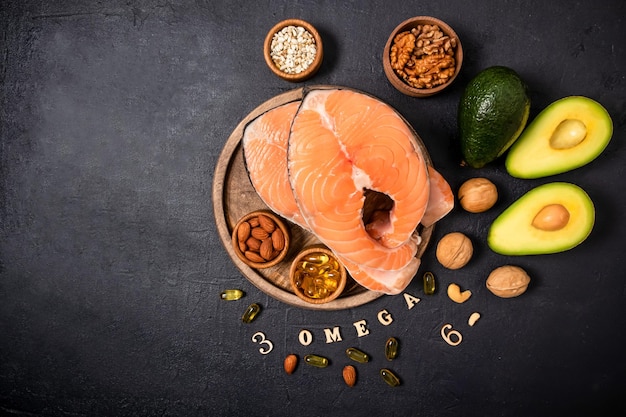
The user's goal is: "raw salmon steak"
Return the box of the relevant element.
[242,101,306,227]
[242,88,453,295]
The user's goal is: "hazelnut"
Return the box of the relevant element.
[486,265,530,298]
[436,232,473,269]
[458,177,498,213]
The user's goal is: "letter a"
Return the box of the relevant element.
[403,292,421,310]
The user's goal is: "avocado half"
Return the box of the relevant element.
[505,96,613,179]
[488,182,595,255]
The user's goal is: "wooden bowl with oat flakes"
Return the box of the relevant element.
[264,19,324,82]
[383,16,463,97]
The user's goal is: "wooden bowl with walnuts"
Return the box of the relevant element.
[383,16,463,97]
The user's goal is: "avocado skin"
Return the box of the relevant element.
[459,66,531,168]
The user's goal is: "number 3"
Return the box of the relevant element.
[251,331,274,354]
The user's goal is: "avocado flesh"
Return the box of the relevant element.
[506,96,613,179]
[488,182,595,255]
[459,66,531,168]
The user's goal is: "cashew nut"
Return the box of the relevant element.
[447,283,472,303]
[468,312,481,326]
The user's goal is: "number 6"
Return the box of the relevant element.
[441,323,463,346]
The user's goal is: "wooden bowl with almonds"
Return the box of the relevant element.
[231,210,291,269]
[383,16,463,97]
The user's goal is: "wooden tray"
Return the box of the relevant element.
[212,86,434,310]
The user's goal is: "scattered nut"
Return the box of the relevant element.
[458,178,498,213]
[284,354,298,374]
[468,312,481,326]
[342,365,357,387]
[436,232,473,269]
[447,283,472,303]
[486,265,531,298]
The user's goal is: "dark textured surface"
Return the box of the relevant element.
[1,1,625,416]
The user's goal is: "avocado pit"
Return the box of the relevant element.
[531,203,570,231]
[549,119,587,149]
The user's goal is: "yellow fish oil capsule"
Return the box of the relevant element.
[241,303,261,323]
[423,271,436,295]
[303,354,329,368]
[385,337,399,361]
[346,347,370,363]
[380,368,401,387]
[220,289,244,301]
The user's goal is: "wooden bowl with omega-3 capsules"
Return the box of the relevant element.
[289,246,347,304]
[231,210,291,269]
[264,18,324,82]
[383,16,463,97]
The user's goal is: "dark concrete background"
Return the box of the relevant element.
[1,1,625,416]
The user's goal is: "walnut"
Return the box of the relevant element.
[486,265,531,298]
[390,24,458,89]
[436,232,473,270]
[390,31,415,71]
[458,177,498,213]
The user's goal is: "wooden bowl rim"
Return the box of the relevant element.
[289,245,348,304]
[231,210,291,269]
[264,18,324,82]
[382,16,463,97]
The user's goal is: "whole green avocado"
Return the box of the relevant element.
[458,66,531,168]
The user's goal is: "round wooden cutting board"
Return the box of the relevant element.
[212,86,434,310]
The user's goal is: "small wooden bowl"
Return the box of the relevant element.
[264,18,324,82]
[289,246,347,304]
[383,16,463,97]
[231,210,290,269]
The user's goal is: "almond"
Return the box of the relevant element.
[284,354,298,375]
[342,365,357,387]
[271,228,285,251]
[244,251,265,263]
[237,221,251,243]
[251,226,269,240]
[248,217,260,227]
[238,240,247,253]
[260,238,274,261]
[245,236,261,251]
[258,214,276,234]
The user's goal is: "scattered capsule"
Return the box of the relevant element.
[380,368,401,387]
[241,303,261,323]
[385,337,399,361]
[303,354,329,368]
[346,347,370,363]
[220,289,244,301]
[423,271,436,295]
